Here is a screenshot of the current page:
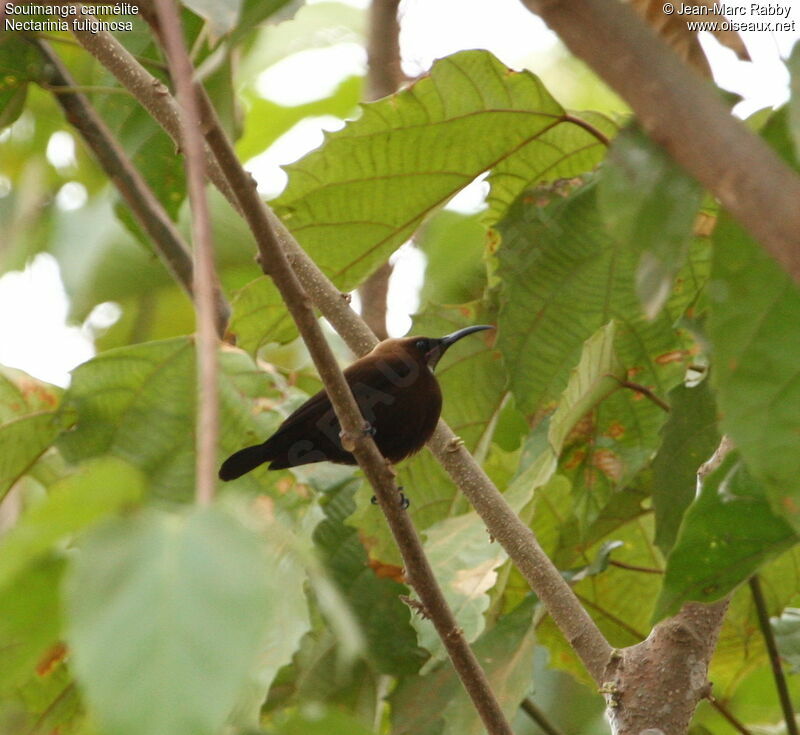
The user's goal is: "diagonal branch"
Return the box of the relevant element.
[518,0,800,284]
[68,12,613,684]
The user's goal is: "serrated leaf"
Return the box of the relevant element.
[64,507,274,735]
[497,183,689,523]
[274,49,613,292]
[0,457,144,589]
[598,125,703,318]
[58,337,284,500]
[654,455,797,621]
[652,380,720,554]
[707,215,800,529]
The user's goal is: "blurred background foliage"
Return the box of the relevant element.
[1,2,800,734]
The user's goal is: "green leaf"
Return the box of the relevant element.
[64,506,274,735]
[0,367,72,501]
[0,36,44,129]
[228,276,299,353]
[0,556,65,694]
[313,479,426,675]
[707,215,800,529]
[237,75,362,162]
[497,182,686,416]
[652,379,720,554]
[507,321,623,521]
[598,126,703,318]
[0,457,144,589]
[654,455,797,621]
[275,49,614,292]
[391,597,537,735]
[497,183,689,523]
[58,337,285,500]
[265,706,378,735]
[416,210,488,308]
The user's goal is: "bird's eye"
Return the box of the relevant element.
[414,339,428,352]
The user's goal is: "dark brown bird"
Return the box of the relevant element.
[218,325,492,480]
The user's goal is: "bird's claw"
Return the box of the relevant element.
[361,422,377,437]
[370,485,410,509]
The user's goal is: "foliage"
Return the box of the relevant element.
[1,4,799,735]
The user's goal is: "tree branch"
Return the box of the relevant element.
[358,0,404,340]
[603,599,730,734]
[151,0,219,506]
[518,0,800,284]
[32,37,230,339]
[68,13,614,685]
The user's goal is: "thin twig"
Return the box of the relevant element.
[748,575,798,735]
[518,0,800,284]
[707,695,755,735]
[609,376,671,413]
[151,0,219,506]
[520,697,566,735]
[67,17,614,685]
[608,559,663,575]
[32,37,230,338]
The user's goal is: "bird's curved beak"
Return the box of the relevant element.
[426,325,494,370]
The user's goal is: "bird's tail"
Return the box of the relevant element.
[218,444,271,481]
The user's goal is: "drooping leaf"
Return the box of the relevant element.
[654,455,798,621]
[64,506,275,735]
[58,337,285,500]
[598,125,703,318]
[652,379,720,554]
[274,49,614,292]
[707,214,800,529]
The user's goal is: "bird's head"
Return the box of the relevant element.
[371,325,494,371]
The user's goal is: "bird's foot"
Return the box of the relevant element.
[446,436,465,453]
[361,422,376,437]
[371,485,410,509]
